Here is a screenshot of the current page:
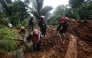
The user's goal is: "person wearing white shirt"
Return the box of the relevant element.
[8,23,13,30]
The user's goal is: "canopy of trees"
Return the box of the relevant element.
[29,0,53,19]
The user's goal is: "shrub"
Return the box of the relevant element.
[0,24,17,52]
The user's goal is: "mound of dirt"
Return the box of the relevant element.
[24,20,92,58]
[68,20,92,58]
[68,20,92,46]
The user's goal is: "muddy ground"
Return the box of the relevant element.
[24,20,92,58]
[1,20,92,58]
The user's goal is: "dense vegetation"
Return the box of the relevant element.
[0,24,17,52]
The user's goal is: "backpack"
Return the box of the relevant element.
[60,17,65,23]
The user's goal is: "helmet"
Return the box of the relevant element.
[40,15,45,18]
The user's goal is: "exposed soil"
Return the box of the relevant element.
[0,20,92,58]
[24,20,92,58]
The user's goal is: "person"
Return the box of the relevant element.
[38,16,47,26]
[24,29,43,51]
[28,17,34,31]
[38,16,47,37]
[57,15,69,43]
[8,22,13,30]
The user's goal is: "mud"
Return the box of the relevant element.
[24,20,92,58]
[1,20,92,58]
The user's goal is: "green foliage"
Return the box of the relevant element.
[53,5,66,17]
[30,0,53,19]
[41,6,53,16]
[0,18,9,26]
[78,1,92,20]
[47,16,60,26]
[0,39,17,52]
[49,5,69,26]
[0,25,16,39]
[0,24,17,52]
[70,12,80,20]
[9,0,30,26]
[69,0,92,20]
[0,0,30,26]
[0,0,12,15]
[69,0,84,8]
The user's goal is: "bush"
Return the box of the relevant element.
[0,24,17,52]
[0,19,9,26]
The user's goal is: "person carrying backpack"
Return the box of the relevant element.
[57,15,69,43]
[38,16,47,37]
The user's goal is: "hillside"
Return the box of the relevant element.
[25,20,92,58]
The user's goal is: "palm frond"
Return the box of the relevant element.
[5,0,12,4]
[36,0,44,10]
[0,0,12,15]
[41,6,53,16]
[29,0,53,19]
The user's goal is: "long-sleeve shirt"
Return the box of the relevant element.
[31,30,41,44]
[26,29,41,44]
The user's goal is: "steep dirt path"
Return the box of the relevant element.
[25,32,79,58]
[77,39,92,58]
[24,22,92,58]
[65,34,78,58]
[25,28,69,58]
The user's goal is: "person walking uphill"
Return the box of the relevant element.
[24,29,43,51]
[28,17,34,31]
[57,15,69,43]
[38,16,47,37]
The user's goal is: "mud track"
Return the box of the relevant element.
[25,20,92,58]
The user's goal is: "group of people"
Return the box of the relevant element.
[24,15,69,51]
[24,16,47,51]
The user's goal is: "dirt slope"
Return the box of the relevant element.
[24,20,92,58]
[67,20,92,58]
[1,20,92,58]
[25,28,69,58]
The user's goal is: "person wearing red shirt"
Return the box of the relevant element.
[57,15,69,43]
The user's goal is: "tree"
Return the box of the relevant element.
[0,0,30,26]
[0,0,12,15]
[53,5,67,17]
[78,1,92,20]
[69,0,84,8]
[29,0,53,19]
[10,0,30,26]
[48,5,67,25]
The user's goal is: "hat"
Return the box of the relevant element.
[33,29,39,34]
